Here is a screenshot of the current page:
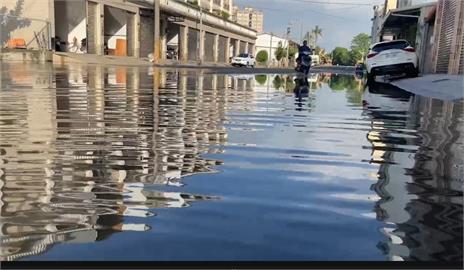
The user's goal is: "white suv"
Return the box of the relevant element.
[366,40,418,81]
[231,53,255,68]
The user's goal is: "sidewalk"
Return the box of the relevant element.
[390,74,464,101]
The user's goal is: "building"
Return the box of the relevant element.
[0,0,256,64]
[233,7,264,33]
[187,0,233,17]
[430,0,464,74]
[254,33,289,66]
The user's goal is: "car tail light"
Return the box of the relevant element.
[403,47,415,52]
[367,52,377,58]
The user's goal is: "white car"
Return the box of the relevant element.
[231,53,255,68]
[365,40,418,81]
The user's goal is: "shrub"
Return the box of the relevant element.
[256,50,268,64]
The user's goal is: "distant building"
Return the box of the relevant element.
[189,0,234,17]
[233,7,264,33]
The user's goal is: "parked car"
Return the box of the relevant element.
[365,39,418,82]
[231,53,255,67]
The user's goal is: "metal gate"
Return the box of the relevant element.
[434,0,464,74]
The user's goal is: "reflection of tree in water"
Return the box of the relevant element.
[255,75,267,85]
[328,74,364,105]
[272,75,296,92]
[273,75,284,90]
[0,0,31,46]
[0,67,231,261]
[364,85,463,261]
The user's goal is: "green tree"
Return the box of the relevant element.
[288,46,298,60]
[0,0,31,47]
[221,10,230,20]
[303,31,315,46]
[255,75,267,85]
[311,25,322,47]
[274,45,287,62]
[350,33,371,60]
[256,50,268,64]
[348,49,362,66]
[331,47,350,65]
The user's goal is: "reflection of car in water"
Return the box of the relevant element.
[362,81,412,111]
[229,74,254,80]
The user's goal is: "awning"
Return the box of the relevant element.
[381,2,436,32]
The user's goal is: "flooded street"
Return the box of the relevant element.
[0,62,462,261]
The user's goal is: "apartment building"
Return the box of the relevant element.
[233,7,264,33]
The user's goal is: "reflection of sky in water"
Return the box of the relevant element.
[0,63,462,261]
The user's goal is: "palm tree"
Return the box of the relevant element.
[311,25,322,47]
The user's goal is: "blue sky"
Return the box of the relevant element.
[234,0,434,51]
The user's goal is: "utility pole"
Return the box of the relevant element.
[300,20,303,43]
[268,32,273,68]
[286,25,291,67]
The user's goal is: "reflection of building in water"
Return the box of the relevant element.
[0,65,245,261]
[364,85,463,261]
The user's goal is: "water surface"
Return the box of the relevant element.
[0,63,462,261]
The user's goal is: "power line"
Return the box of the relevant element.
[247,0,380,6]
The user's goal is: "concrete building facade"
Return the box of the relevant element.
[0,0,256,64]
[255,33,289,66]
[233,6,264,33]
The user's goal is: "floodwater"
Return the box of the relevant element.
[0,62,462,261]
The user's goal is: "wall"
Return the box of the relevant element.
[255,34,288,62]
[1,0,54,49]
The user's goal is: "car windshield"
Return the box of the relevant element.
[238,53,248,57]
[372,40,409,52]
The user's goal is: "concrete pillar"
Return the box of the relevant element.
[127,11,140,57]
[245,42,249,55]
[209,0,213,12]
[153,0,161,61]
[225,37,231,62]
[234,39,240,57]
[199,30,205,63]
[134,12,140,57]
[160,17,167,60]
[213,34,219,62]
[179,25,189,62]
[98,2,104,55]
[249,43,255,55]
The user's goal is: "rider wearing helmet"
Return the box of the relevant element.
[296,40,312,70]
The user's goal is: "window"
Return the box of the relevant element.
[372,40,410,52]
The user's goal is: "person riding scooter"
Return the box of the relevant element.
[296,40,312,74]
